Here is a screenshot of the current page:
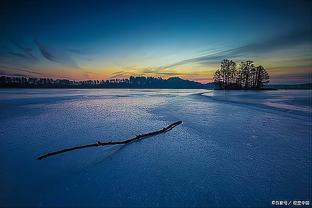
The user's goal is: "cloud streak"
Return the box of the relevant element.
[0,64,47,76]
[9,39,38,61]
[0,39,38,62]
[165,28,312,69]
[110,71,137,79]
[35,39,80,68]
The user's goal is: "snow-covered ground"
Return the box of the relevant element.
[0,89,311,207]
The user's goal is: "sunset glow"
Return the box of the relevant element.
[0,0,311,84]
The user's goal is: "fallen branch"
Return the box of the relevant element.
[37,121,182,160]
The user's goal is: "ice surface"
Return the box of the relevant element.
[0,89,311,206]
[202,90,312,117]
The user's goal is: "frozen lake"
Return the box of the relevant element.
[0,89,311,207]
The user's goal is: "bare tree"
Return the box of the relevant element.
[214,59,237,89]
[255,65,270,88]
[239,60,255,89]
[214,59,270,89]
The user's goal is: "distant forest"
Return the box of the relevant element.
[0,75,211,89]
[213,59,270,89]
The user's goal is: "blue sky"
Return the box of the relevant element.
[0,0,311,83]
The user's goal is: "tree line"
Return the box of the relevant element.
[0,76,204,89]
[213,59,270,89]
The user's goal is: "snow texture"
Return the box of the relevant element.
[0,89,311,206]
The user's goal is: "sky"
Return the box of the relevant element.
[0,0,311,84]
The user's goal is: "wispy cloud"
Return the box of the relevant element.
[9,39,38,61]
[110,71,137,79]
[68,49,93,61]
[0,64,47,76]
[141,66,163,74]
[0,39,38,62]
[35,39,80,68]
[7,51,31,60]
[110,65,208,80]
[165,28,312,68]
[0,70,26,77]
[270,72,312,84]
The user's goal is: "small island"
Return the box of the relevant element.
[213,59,270,90]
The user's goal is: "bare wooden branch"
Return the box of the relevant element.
[37,121,182,160]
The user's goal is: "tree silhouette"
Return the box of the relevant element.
[0,75,205,89]
[239,60,255,89]
[255,65,270,88]
[213,59,238,89]
[213,59,270,89]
